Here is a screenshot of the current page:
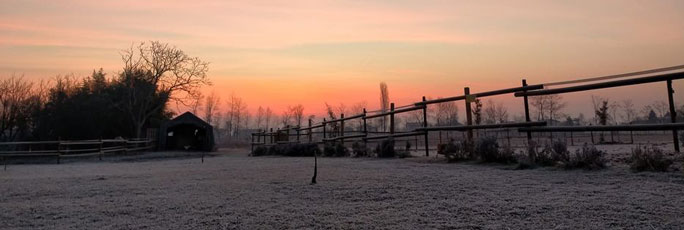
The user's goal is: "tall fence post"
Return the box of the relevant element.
[522,80,532,143]
[464,87,473,143]
[322,118,327,142]
[340,113,345,145]
[270,128,274,144]
[667,79,680,152]
[308,119,313,143]
[363,109,368,146]
[390,103,395,135]
[422,96,429,156]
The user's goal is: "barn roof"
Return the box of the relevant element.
[164,112,212,128]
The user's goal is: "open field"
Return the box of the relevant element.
[2,149,684,229]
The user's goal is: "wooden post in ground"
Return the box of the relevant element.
[296,126,300,143]
[308,119,313,143]
[322,118,327,142]
[464,87,473,143]
[522,80,532,144]
[390,103,395,135]
[99,138,103,161]
[270,128,274,144]
[422,96,429,156]
[363,109,368,146]
[667,79,680,152]
[340,113,345,145]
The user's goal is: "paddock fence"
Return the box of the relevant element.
[0,138,155,166]
[252,66,684,155]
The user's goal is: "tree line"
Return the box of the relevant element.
[0,41,209,142]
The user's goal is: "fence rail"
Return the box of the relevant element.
[252,67,684,154]
[0,139,155,165]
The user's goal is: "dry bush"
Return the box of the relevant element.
[475,136,516,164]
[437,139,472,162]
[250,143,321,157]
[351,141,369,157]
[323,141,348,157]
[375,138,395,158]
[562,144,607,170]
[630,145,673,172]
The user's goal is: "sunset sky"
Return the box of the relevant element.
[2,0,684,119]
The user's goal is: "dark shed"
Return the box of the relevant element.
[158,112,215,151]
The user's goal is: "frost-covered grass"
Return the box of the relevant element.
[1,148,684,229]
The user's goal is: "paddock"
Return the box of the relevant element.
[1,149,683,229]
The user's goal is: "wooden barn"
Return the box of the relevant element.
[158,112,215,151]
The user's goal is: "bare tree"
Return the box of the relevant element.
[620,99,637,124]
[225,93,247,138]
[652,100,668,123]
[280,110,292,127]
[0,75,44,141]
[379,82,390,131]
[483,99,497,124]
[255,106,265,130]
[203,91,220,124]
[472,99,483,125]
[119,41,210,137]
[264,107,274,130]
[289,104,305,127]
[350,101,367,130]
[435,100,459,126]
[530,95,565,124]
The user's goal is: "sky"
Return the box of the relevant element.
[2,0,684,119]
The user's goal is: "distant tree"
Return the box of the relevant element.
[255,106,265,130]
[289,104,305,127]
[530,95,566,124]
[119,41,210,137]
[0,75,44,141]
[620,99,637,124]
[435,100,459,126]
[379,82,390,131]
[350,101,367,130]
[472,99,483,125]
[203,91,220,124]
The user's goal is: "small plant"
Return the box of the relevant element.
[564,144,606,170]
[376,138,395,158]
[323,141,348,157]
[474,136,515,164]
[630,145,673,172]
[251,146,270,156]
[351,141,369,157]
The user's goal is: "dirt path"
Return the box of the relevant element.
[1,150,683,229]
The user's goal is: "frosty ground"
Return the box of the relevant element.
[1,149,684,229]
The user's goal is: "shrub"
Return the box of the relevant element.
[473,136,516,164]
[284,143,321,157]
[629,145,673,172]
[251,143,321,157]
[351,141,369,157]
[376,138,395,158]
[251,146,269,156]
[438,139,467,162]
[563,144,606,170]
[405,141,412,151]
[323,141,348,157]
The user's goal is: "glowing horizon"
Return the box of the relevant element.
[2,0,684,119]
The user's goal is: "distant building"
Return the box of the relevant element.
[158,112,215,151]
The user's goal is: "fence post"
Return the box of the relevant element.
[322,118,327,142]
[464,87,473,143]
[390,103,395,135]
[270,128,274,144]
[422,96,429,156]
[363,109,368,146]
[340,113,345,145]
[308,119,313,143]
[667,79,680,152]
[522,80,532,143]
[296,126,300,143]
[99,138,103,161]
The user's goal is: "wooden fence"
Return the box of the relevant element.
[252,66,684,154]
[0,139,155,166]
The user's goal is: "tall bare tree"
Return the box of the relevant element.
[0,75,44,141]
[435,100,459,126]
[203,91,220,124]
[255,106,265,130]
[620,99,637,124]
[289,104,305,127]
[119,41,210,137]
[379,82,390,131]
